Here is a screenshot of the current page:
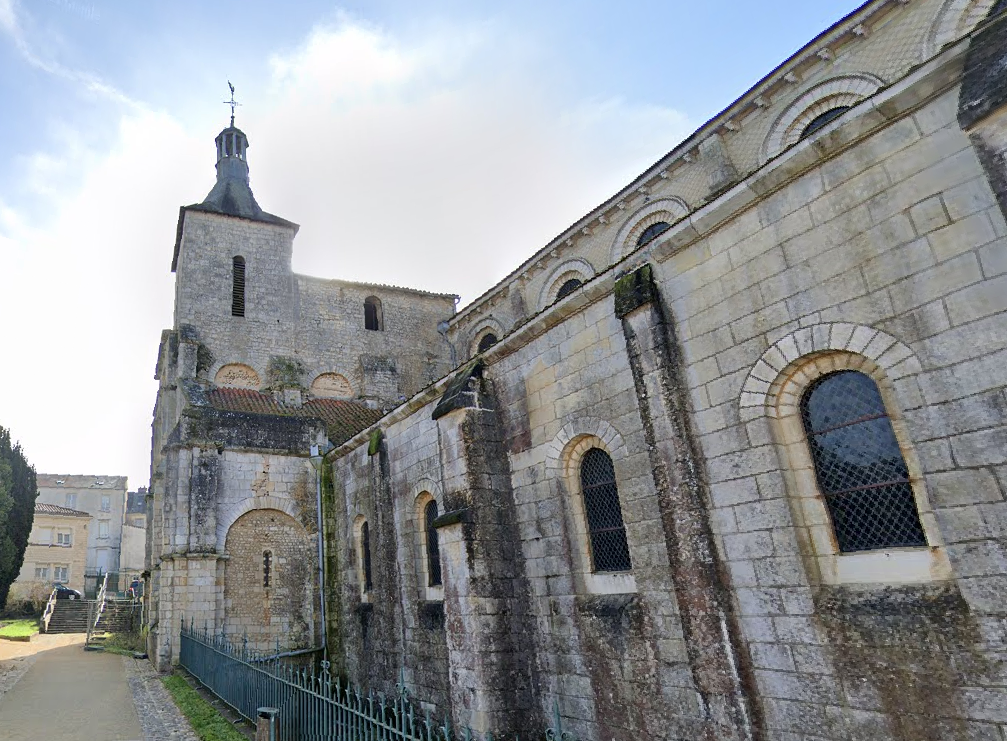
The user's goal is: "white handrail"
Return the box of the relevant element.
[40,588,58,633]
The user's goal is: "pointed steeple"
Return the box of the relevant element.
[171,93,299,273]
[198,123,265,219]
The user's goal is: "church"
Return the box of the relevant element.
[147,1,1007,738]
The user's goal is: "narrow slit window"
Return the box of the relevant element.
[556,278,582,300]
[232,256,246,317]
[800,106,851,140]
[801,370,927,552]
[263,550,272,588]
[580,448,632,572]
[636,221,671,248]
[477,333,497,353]
[361,521,373,592]
[425,500,442,587]
[364,296,383,331]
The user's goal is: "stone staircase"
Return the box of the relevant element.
[95,599,140,633]
[45,599,93,634]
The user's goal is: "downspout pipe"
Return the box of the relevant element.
[309,445,327,657]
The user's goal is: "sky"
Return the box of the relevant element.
[0,0,864,489]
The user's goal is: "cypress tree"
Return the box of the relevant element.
[0,427,37,609]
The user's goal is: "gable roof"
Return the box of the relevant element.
[35,502,91,518]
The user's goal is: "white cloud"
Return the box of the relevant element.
[249,14,693,297]
[0,12,694,486]
[0,0,139,107]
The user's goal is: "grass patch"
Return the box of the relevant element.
[0,618,38,638]
[162,673,249,741]
[102,631,145,655]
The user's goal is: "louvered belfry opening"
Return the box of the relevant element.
[231,256,246,317]
[262,550,272,588]
[801,370,927,552]
[579,448,632,572]
[425,500,442,587]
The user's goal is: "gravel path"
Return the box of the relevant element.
[123,654,200,741]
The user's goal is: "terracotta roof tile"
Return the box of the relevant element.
[207,388,385,445]
[35,502,91,518]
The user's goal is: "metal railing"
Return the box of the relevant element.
[39,588,58,633]
[86,573,109,647]
[179,618,578,741]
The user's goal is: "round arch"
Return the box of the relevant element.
[610,197,690,263]
[760,74,885,163]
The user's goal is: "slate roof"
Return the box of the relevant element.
[126,490,147,515]
[35,502,91,518]
[207,388,385,446]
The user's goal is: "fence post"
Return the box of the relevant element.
[256,706,279,741]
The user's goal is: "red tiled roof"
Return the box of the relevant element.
[35,502,91,518]
[207,388,385,445]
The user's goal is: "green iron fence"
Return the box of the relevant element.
[178,618,577,741]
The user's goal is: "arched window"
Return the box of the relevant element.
[360,521,373,592]
[262,550,272,588]
[477,333,497,353]
[231,256,246,317]
[579,448,632,572]
[800,106,851,140]
[556,278,582,300]
[801,370,927,552]
[424,500,442,587]
[636,221,671,248]
[364,296,383,331]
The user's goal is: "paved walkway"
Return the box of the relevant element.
[0,634,197,741]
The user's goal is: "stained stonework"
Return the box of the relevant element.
[223,508,315,651]
[150,2,1007,739]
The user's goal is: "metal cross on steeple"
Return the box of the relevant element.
[223,81,241,127]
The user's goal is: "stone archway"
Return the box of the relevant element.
[223,508,316,651]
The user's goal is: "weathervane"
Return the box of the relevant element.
[223,81,241,127]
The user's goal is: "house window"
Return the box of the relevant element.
[579,448,632,572]
[53,565,69,583]
[801,370,927,552]
[477,333,498,353]
[556,278,582,300]
[364,296,383,331]
[57,531,71,546]
[263,550,272,588]
[35,565,49,580]
[101,495,110,512]
[361,521,373,592]
[98,520,110,539]
[636,221,671,248]
[424,500,442,587]
[232,256,246,317]
[800,106,851,140]
[64,493,77,509]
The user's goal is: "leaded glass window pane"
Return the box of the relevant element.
[579,448,632,572]
[425,500,442,587]
[801,370,926,552]
[800,106,851,140]
[636,221,671,247]
[361,521,373,592]
[556,278,582,300]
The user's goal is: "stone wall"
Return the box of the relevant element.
[173,211,455,407]
[224,508,315,651]
[324,27,1007,740]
